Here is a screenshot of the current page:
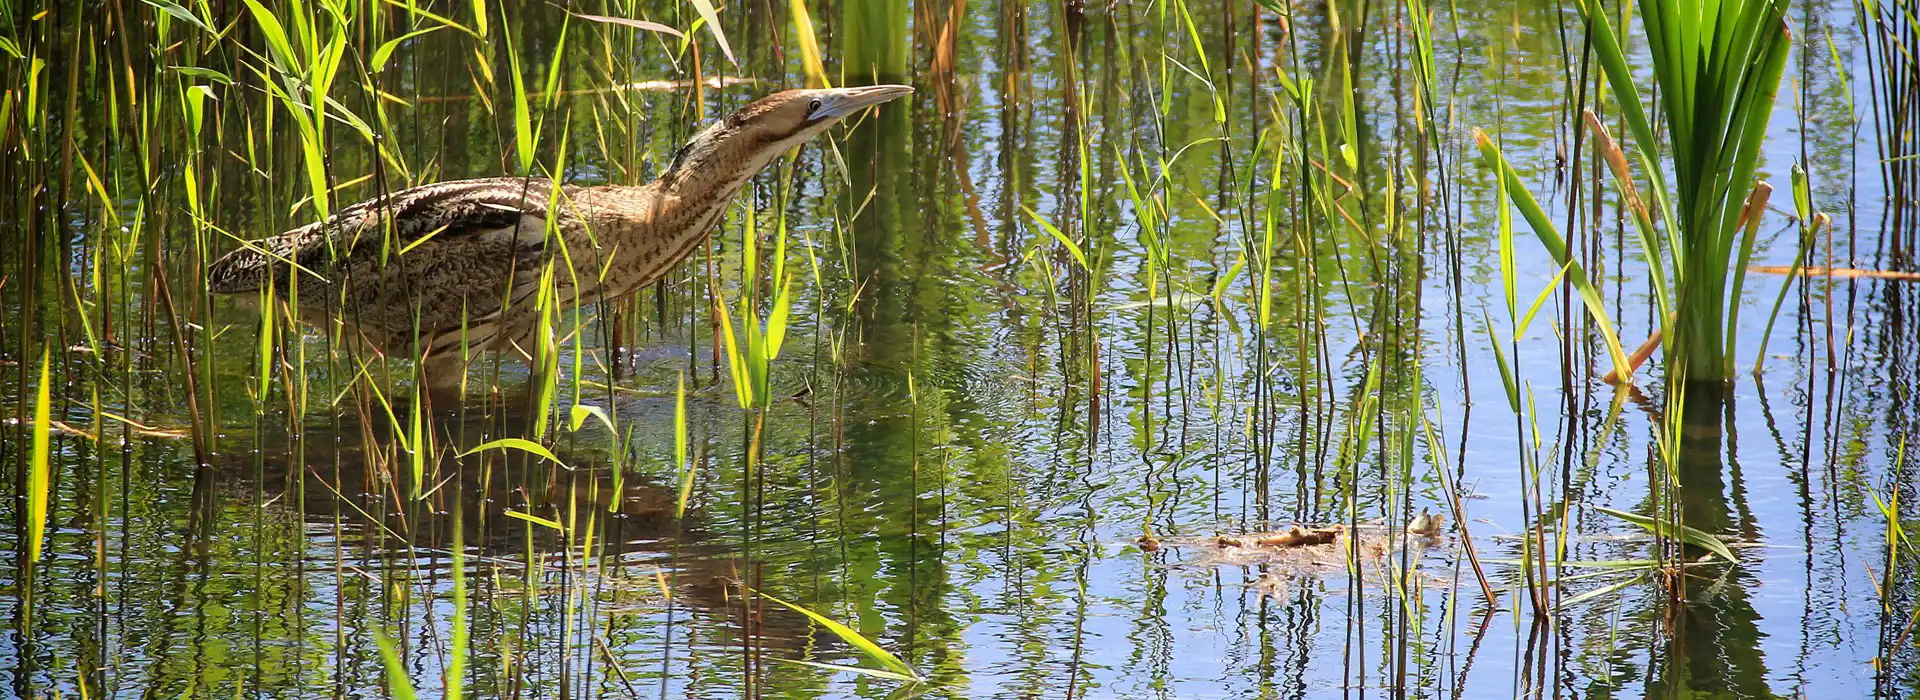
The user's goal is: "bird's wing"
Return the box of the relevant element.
[209,177,566,294]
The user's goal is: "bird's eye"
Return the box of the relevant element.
[807,99,822,113]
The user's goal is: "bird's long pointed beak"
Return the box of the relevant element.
[810,84,913,120]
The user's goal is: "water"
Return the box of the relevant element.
[1,0,1915,698]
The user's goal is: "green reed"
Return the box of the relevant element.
[1871,439,1915,666]
[842,0,909,80]
[1752,164,1821,374]
[11,0,1901,696]
[714,191,798,411]
[1580,0,1792,383]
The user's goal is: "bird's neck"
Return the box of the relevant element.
[583,139,791,295]
[658,125,800,207]
[652,158,765,224]
[650,128,807,238]
[642,150,776,248]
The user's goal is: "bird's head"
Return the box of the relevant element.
[661,84,913,188]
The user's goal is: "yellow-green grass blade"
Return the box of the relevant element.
[240,0,301,74]
[470,0,488,37]
[755,589,923,682]
[1516,261,1574,339]
[409,382,426,499]
[27,347,52,565]
[1561,573,1647,608]
[1485,314,1521,413]
[789,0,830,87]
[256,277,276,401]
[506,15,533,173]
[460,438,567,468]
[763,275,794,371]
[375,630,420,700]
[675,375,693,517]
[540,16,571,110]
[382,0,477,36]
[568,404,616,434]
[449,507,468,700]
[506,509,564,530]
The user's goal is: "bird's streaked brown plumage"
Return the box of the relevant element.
[207,85,912,385]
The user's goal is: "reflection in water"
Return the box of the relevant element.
[0,0,1914,698]
[203,403,829,697]
[1648,388,1775,699]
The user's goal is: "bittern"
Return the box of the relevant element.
[1407,508,1443,537]
[208,85,912,386]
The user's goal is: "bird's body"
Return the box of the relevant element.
[208,85,911,385]
[210,178,706,361]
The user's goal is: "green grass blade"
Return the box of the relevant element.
[371,26,444,72]
[1562,573,1647,608]
[1474,129,1631,379]
[1597,506,1739,563]
[144,0,216,33]
[1023,206,1089,271]
[505,17,533,173]
[1754,171,1816,375]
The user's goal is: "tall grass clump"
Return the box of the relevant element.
[1580,0,1792,383]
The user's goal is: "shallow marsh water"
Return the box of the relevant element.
[0,0,1915,698]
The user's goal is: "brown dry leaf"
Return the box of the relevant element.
[1251,525,1340,548]
[687,0,736,66]
[1748,265,1920,281]
[51,420,97,441]
[572,13,685,38]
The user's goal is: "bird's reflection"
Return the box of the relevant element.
[214,391,822,650]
